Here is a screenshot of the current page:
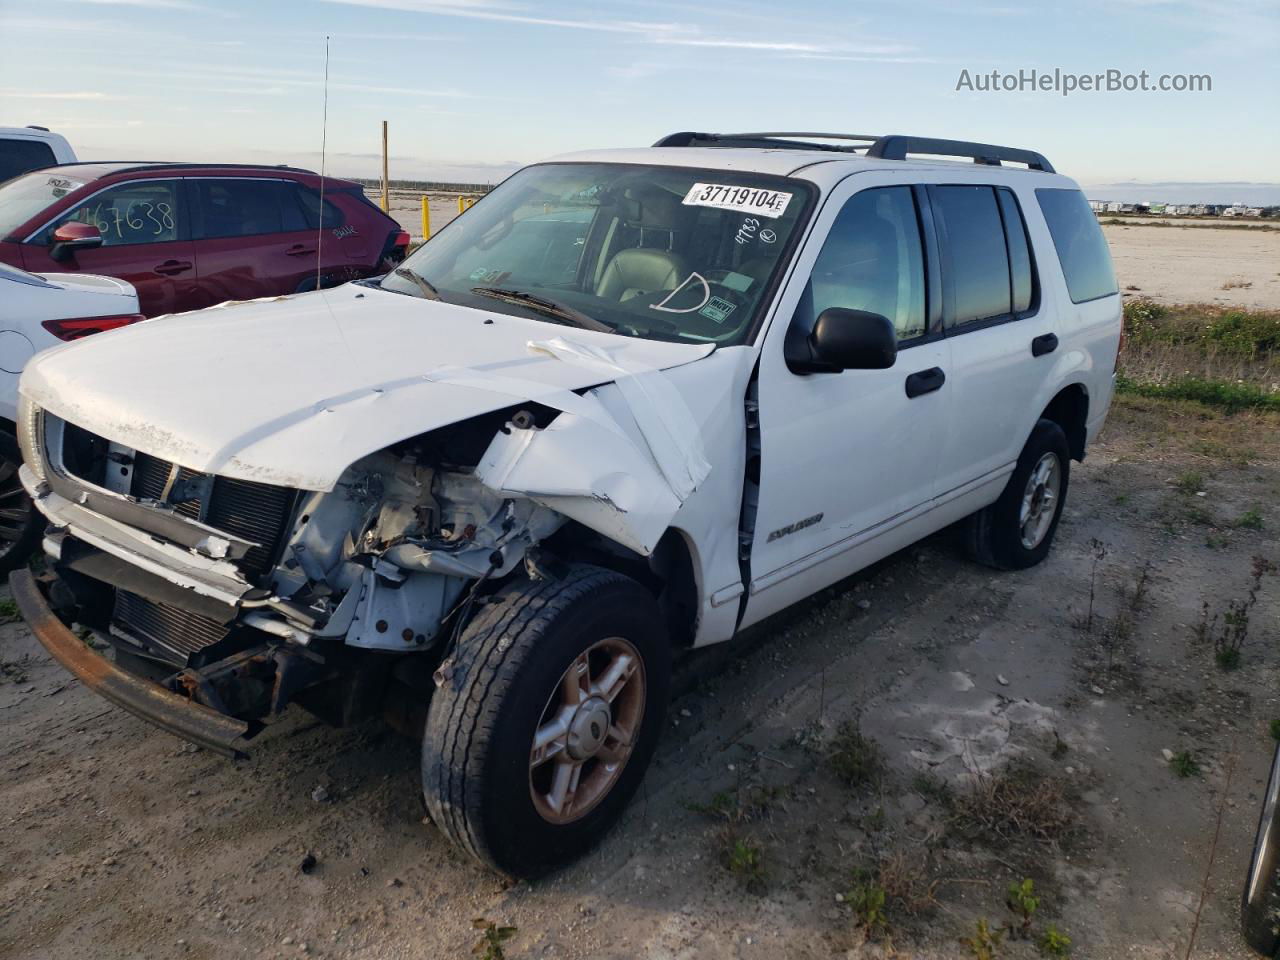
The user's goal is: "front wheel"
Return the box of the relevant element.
[964,418,1070,570]
[0,446,43,575]
[422,565,670,877]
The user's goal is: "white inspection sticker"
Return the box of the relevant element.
[682,183,792,219]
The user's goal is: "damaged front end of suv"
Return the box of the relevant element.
[13,328,708,759]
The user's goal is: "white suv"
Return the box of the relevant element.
[11,132,1121,877]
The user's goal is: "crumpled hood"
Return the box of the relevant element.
[20,284,713,491]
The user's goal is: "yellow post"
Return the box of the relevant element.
[420,195,431,241]
[457,196,467,214]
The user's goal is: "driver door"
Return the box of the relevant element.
[21,178,199,317]
[743,178,949,625]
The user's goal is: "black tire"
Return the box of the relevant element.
[965,418,1070,571]
[422,565,670,878]
[1243,744,1280,956]
[0,445,43,576]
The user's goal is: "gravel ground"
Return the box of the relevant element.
[1,393,1277,959]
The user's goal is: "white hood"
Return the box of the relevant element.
[20,284,713,492]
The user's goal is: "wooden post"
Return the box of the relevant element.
[420,195,430,241]
[380,120,389,213]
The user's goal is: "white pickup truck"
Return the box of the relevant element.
[12,132,1121,877]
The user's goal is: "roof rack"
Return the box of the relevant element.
[40,161,320,175]
[652,131,1054,173]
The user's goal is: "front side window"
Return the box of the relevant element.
[1036,187,1118,304]
[379,163,813,345]
[44,180,180,246]
[801,186,926,341]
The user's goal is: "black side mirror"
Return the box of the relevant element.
[787,307,897,373]
[49,222,103,262]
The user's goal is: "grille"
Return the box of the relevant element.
[113,590,231,662]
[129,451,296,577]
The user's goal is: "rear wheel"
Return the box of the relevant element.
[1243,744,1280,956]
[0,445,43,575]
[422,565,670,877]
[965,418,1070,570]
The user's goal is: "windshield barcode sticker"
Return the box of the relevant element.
[682,183,792,218]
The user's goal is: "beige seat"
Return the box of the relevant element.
[595,248,689,302]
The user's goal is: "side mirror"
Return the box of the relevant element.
[49,222,103,262]
[789,308,897,373]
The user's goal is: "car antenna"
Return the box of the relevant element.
[316,34,330,293]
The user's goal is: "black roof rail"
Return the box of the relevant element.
[654,131,877,153]
[34,160,321,176]
[866,135,1054,172]
[653,131,1054,173]
[25,125,50,132]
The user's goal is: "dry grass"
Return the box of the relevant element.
[952,765,1075,845]
[1118,301,1280,409]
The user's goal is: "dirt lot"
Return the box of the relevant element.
[1103,223,1280,310]
[1,393,1278,959]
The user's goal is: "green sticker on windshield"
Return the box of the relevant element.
[700,296,737,325]
[721,271,753,293]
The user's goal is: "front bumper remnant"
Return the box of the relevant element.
[10,569,251,758]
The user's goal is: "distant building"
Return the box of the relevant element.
[1089,200,1106,213]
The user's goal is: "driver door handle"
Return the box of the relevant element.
[905,367,946,398]
[285,244,317,257]
[153,259,192,276]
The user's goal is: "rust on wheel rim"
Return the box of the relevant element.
[529,636,645,825]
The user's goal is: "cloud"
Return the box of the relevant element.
[63,0,205,7]
[0,88,124,101]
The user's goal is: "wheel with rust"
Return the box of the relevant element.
[421,565,670,877]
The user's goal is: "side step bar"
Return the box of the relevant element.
[9,569,251,758]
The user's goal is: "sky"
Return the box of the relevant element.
[1,0,1278,195]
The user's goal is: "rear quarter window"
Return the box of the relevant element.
[0,139,57,183]
[1035,188,1118,304]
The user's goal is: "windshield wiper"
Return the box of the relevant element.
[393,266,441,301]
[470,286,612,333]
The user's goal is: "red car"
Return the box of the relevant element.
[0,162,410,316]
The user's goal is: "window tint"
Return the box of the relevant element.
[196,179,289,238]
[805,186,926,340]
[294,185,345,230]
[47,180,180,246]
[934,185,1010,326]
[1036,188,1117,303]
[0,139,57,182]
[997,188,1034,314]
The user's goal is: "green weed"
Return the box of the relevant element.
[471,919,517,960]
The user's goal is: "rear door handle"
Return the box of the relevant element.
[153,259,193,276]
[905,366,946,398]
[285,244,317,257]
[1031,333,1059,357]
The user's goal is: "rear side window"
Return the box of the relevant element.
[0,139,56,182]
[804,186,926,340]
[294,185,345,229]
[1036,188,1117,303]
[195,179,293,239]
[997,188,1035,314]
[933,185,1010,327]
[45,180,180,246]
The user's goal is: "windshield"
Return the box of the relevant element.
[0,170,88,237]
[379,163,813,345]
